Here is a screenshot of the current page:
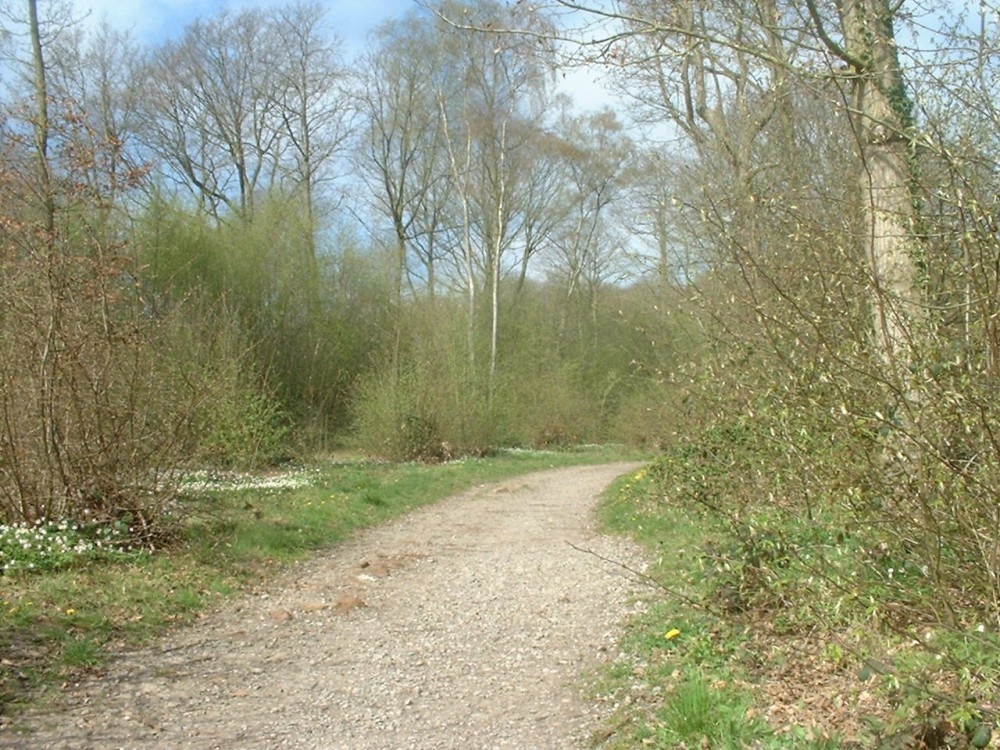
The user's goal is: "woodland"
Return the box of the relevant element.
[1,0,999,741]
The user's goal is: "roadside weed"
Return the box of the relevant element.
[59,637,103,669]
[655,671,755,747]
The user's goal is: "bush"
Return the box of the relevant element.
[0,233,186,533]
[351,359,499,462]
[152,302,291,470]
[641,377,1000,737]
[135,197,390,450]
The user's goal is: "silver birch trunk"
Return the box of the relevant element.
[438,95,477,369]
[488,116,510,395]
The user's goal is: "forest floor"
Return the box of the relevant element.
[0,462,650,749]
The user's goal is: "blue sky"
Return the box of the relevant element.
[68,0,617,110]
[70,0,418,55]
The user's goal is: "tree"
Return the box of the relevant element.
[270,2,351,266]
[362,1,557,393]
[138,9,286,220]
[491,0,1000,707]
[542,106,632,353]
[449,0,922,401]
[24,0,55,233]
[0,2,191,529]
[805,0,924,412]
[436,0,556,389]
[356,11,453,378]
[42,20,146,236]
[359,13,450,297]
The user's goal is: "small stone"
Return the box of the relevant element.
[333,595,367,614]
[269,608,294,623]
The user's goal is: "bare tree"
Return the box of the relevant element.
[45,21,144,226]
[26,0,54,233]
[358,14,450,292]
[366,1,557,390]
[542,107,632,351]
[0,2,191,529]
[271,2,351,266]
[445,0,922,394]
[138,9,285,221]
[356,11,456,380]
[437,0,556,389]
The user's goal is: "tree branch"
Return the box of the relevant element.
[804,0,866,69]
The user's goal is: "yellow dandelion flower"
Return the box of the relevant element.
[664,628,681,640]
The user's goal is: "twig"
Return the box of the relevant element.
[566,541,706,610]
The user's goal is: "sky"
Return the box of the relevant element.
[70,0,415,54]
[66,0,618,111]
[56,0,994,115]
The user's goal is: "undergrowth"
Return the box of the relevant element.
[0,520,140,575]
[596,468,840,749]
[596,425,1000,749]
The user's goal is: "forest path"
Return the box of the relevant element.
[3,462,649,750]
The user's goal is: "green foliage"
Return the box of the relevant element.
[352,355,499,462]
[196,384,289,469]
[136,196,220,302]
[602,390,1000,744]
[147,302,290,470]
[189,357,289,469]
[501,360,602,448]
[133,193,677,463]
[59,637,103,669]
[597,468,843,748]
[651,671,762,748]
[135,196,390,452]
[349,280,674,461]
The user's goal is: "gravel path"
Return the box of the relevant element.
[2,462,649,750]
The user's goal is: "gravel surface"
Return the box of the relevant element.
[2,462,650,750]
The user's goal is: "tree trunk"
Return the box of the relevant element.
[836,0,924,398]
[488,117,509,399]
[438,95,477,369]
[863,136,922,390]
[28,0,55,235]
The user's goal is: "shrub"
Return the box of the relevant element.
[351,360,498,462]
[0,236,186,533]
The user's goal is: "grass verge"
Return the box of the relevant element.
[0,445,643,718]
[594,463,1000,750]
[593,467,845,749]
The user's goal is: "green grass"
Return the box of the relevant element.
[655,671,757,747]
[0,445,644,716]
[593,466,844,749]
[59,636,102,669]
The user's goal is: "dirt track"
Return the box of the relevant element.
[2,462,649,750]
